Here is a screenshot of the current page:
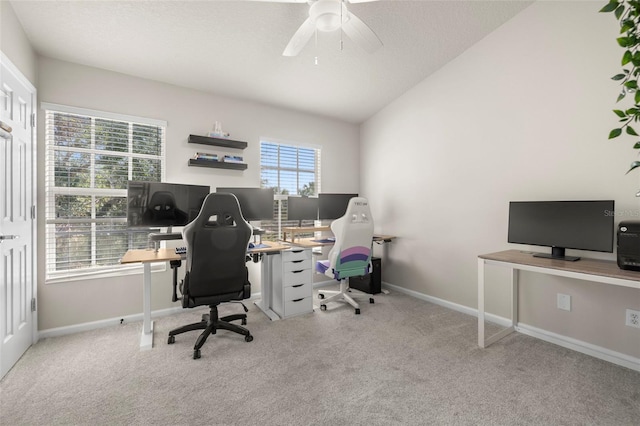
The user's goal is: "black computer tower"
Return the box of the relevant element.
[349,257,381,294]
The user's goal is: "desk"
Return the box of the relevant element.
[478,250,640,348]
[292,234,396,248]
[120,248,181,350]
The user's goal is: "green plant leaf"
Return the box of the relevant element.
[617,36,630,47]
[633,142,640,149]
[600,1,620,13]
[612,73,627,80]
[621,19,635,33]
[627,126,639,136]
[618,91,627,102]
[624,80,638,89]
[614,109,627,117]
[626,161,640,174]
[635,90,640,103]
[610,128,623,138]
[623,50,633,64]
[627,107,639,115]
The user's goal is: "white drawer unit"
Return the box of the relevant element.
[272,248,313,319]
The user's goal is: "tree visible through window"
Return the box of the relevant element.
[44,106,165,279]
[260,141,321,239]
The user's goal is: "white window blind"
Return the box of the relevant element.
[43,104,166,280]
[260,140,321,238]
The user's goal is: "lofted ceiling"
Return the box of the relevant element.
[9,0,532,124]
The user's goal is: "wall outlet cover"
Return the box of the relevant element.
[557,293,571,311]
[625,309,640,328]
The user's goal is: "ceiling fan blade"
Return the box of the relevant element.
[283,17,316,57]
[341,12,382,53]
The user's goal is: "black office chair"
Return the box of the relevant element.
[168,192,253,359]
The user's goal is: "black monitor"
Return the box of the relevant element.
[507,200,615,261]
[127,181,210,228]
[318,193,358,220]
[216,187,274,221]
[287,196,318,221]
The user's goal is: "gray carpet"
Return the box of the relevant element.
[1,287,638,425]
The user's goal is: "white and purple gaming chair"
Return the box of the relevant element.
[316,197,374,314]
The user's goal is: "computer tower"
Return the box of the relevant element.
[349,257,381,294]
[617,220,640,271]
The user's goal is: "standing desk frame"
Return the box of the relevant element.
[478,250,640,348]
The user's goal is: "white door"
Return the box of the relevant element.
[0,53,36,379]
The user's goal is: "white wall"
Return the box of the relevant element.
[36,57,359,330]
[0,1,37,85]
[361,1,640,358]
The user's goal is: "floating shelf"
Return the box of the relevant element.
[188,134,247,150]
[188,158,248,170]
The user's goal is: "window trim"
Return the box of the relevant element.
[42,103,167,283]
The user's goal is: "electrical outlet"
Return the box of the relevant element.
[626,309,640,328]
[557,293,571,311]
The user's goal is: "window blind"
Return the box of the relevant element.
[260,140,321,238]
[43,105,166,280]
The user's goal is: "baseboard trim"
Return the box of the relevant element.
[38,293,261,340]
[515,324,640,372]
[383,282,640,372]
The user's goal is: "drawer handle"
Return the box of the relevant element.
[292,260,304,263]
[292,298,304,302]
[292,270,304,274]
[291,250,303,253]
[292,284,304,288]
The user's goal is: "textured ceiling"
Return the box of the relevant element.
[9,0,532,123]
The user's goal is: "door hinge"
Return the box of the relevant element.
[31,113,36,128]
[31,205,36,220]
[31,298,36,312]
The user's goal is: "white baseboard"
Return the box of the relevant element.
[38,293,261,340]
[383,282,640,372]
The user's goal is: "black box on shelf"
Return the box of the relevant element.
[349,257,381,294]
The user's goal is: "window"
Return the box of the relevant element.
[260,140,321,239]
[43,103,166,280]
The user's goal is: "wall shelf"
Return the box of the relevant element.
[188,158,248,170]
[188,134,247,150]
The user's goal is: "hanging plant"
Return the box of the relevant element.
[601,0,640,173]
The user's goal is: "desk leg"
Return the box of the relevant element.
[478,258,486,348]
[479,260,517,348]
[254,253,281,321]
[140,262,154,350]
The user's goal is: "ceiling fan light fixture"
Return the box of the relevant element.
[309,0,348,32]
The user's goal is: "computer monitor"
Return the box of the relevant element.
[126,181,210,228]
[507,200,615,261]
[216,187,274,221]
[287,196,318,221]
[318,193,358,220]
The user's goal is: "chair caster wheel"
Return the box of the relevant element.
[320,304,327,311]
[355,308,361,315]
[193,349,201,359]
[318,293,325,299]
[370,298,375,304]
[242,318,247,325]
[245,334,253,342]
[167,335,175,344]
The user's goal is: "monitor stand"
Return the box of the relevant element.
[533,247,580,262]
[148,227,183,251]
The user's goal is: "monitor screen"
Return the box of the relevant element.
[318,193,358,220]
[507,200,615,261]
[287,196,318,221]
[216,187,274,221]
[127,181,210,228]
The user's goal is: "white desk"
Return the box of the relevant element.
[478,250,640,348]
[120,248,181,350]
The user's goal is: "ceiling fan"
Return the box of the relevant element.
[264,0,383,57]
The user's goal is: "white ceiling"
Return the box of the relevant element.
[9,0,532,123]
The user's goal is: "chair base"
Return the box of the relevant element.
[167,304,253,359]
[318,279,375,314]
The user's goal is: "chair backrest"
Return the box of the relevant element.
[182,193,252,301]
[326,197,374,280]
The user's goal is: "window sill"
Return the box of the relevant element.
[45,263,168,284]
